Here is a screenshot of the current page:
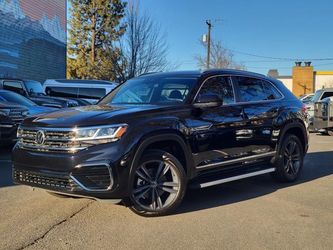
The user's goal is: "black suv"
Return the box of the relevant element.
[0,78,81,108]
[0,101,28,143]
[12,70,309,216]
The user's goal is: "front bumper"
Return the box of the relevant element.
[12,142,134,199]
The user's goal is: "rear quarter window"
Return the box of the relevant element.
[234,77,282,102]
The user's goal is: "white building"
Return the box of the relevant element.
[275,71,333,93]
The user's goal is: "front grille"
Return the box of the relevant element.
[9,109,27,123]
[13,168,79,191]
[17,127,86,153]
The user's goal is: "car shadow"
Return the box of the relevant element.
[176,151,333,215]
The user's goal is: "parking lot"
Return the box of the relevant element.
[0,133,332,250]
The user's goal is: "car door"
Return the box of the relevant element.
[188,75,248,170]
[231,76,283,158]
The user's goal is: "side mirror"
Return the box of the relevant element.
[193,94,223,109]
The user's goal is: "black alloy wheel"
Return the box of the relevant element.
[129,150,186,217]
[272,134,304,182]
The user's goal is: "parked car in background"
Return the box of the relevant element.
[0,101,28,144]
[306,88,333,129]
[13,69,308,216]
[43,79,118,104]
[0,78,81,108]
[0,90,56,116]
[299,93,314,103]
[313,96,333,135]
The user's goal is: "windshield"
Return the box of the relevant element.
[312,90,323,103]
[99,76,198,105]
[25,80,45,95]
[0,91,36,106]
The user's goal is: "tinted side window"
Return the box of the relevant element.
[46,87,78,98]
[3,81,25,95]
[262,80,282,100]
[160,83,190,102]
[321,92,333,100]
[198,76,235,104]
[235,77,275,102]
[78,88,106,99]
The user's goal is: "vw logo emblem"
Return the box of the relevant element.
[35,130,46,145]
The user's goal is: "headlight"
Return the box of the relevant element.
[73,124,128,144]
[0,109,10,116]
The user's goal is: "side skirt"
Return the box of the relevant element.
[196,151,276,170]
[198,168,275,188]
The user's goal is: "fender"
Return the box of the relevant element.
[276,119,308,153]
[129,133,194,177]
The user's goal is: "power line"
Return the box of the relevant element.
[230,49,333,61]
[246,66,292,69]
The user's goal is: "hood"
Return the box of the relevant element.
[22,104,186,128]
[0,101,27,110]
[27,105,57,116]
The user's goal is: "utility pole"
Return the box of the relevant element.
[206,20,212,69]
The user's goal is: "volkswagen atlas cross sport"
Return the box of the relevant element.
[12,69,309,216]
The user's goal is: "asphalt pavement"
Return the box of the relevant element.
[0,134,332,250]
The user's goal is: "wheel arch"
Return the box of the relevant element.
[129,133,194,180]
[277,119,308,153]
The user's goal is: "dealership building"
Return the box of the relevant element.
[0,0,67,82]
[269,62,333,97]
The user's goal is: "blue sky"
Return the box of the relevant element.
[67,0,333,76]
[138,0,333,75]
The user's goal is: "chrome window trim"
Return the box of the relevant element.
[192,74,285,106]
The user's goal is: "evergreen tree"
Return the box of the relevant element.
[67,0,126,80]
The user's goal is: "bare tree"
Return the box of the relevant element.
[117,1,169,81]
[195,40,245,70]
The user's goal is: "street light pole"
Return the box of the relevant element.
[206,20,212,69]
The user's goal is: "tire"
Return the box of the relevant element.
[271,134,304,182]
[129,150,186,217]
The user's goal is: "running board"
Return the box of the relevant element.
[198,168,276,188]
